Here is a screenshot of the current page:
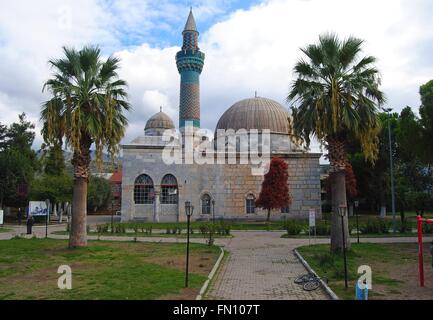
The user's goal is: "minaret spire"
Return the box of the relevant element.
[176,9,205,130]
[183,8,198,33]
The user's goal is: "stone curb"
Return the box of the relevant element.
[196,247,225,300]
[293,249,339,300]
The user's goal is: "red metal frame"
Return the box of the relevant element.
[417,215,433,287]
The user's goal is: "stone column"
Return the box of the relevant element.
[154,189,161,223]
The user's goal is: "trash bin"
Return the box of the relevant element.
[355,281,369,300]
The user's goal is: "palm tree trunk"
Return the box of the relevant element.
[328,138,351,254]
[69,139,91,248]
[69,177,88,247]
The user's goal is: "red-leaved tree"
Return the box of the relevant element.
[256,157,292,221]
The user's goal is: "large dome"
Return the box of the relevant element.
[145,111,175,136]
[215,97,291,134]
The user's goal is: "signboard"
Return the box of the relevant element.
[0,209,3,225]
[309,209,316,227]
[29,201,48,217]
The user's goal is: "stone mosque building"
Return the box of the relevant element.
[120,10,322,222]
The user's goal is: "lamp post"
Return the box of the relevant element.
[111,199,115,234]
[45,199,50,239]
[185,201,194,288]
[209,199,216,246]
[383,107,397,233]
[338,204,349,289]
[212,199,215,224]
[354,200,360,244]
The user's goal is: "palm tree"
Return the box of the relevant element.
[288,33,385,253]
[41,46,130,248]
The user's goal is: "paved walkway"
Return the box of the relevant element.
[205,231,328,300]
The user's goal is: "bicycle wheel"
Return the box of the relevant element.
[294,274,313,284]
[303,280,320,291]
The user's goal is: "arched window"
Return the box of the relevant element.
[201,194,212,215]
[134,175,154,204]
[161,174,178,204]
[246,194,256,214]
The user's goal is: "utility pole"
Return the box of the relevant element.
[383,107,397,233]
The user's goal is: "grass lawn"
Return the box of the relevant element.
[297,243,433,300]
[0,238,220,300]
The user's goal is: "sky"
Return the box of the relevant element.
[0,0,432,157]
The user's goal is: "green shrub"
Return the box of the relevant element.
[219,221,231,235]
[283,220,304,235]
[199,225,209,235]
[360,218,390,234]
[423,224,433,234]
[96,224,109,234]
[397,220,414,233]
[315,221,331,236]
[113,223,126,234]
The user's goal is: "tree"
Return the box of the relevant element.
[326,160,358,201]
[41,46,130,248]
[255,157,291,221]
[30,174,73,205]
[87,176,112,213]
[0,114,39,208]
[40,143,66,176]
[419,80,433,165]
[288,33,385,253]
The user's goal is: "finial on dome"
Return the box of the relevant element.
[160,106,163,112]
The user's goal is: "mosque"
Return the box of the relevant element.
[120,10,322,222]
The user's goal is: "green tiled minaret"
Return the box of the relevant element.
[176,9,205,129]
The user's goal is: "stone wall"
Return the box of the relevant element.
[121,144,322,222]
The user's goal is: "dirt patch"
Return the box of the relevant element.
[160,288,199,300]
[146,253,217,277]
[364,244,433,300]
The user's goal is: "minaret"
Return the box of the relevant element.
[176,9,205,131]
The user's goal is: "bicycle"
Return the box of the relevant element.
[294,273,328,291]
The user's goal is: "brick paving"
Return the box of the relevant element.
[205,231,328,300]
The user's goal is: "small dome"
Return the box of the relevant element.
[215,97,291,134]
[145,111,175,136]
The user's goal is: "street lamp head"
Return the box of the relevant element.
[338,204,347,217]
[382,107,393,113]
[185,201,193,217]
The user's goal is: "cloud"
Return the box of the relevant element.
[0,0,432,159]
